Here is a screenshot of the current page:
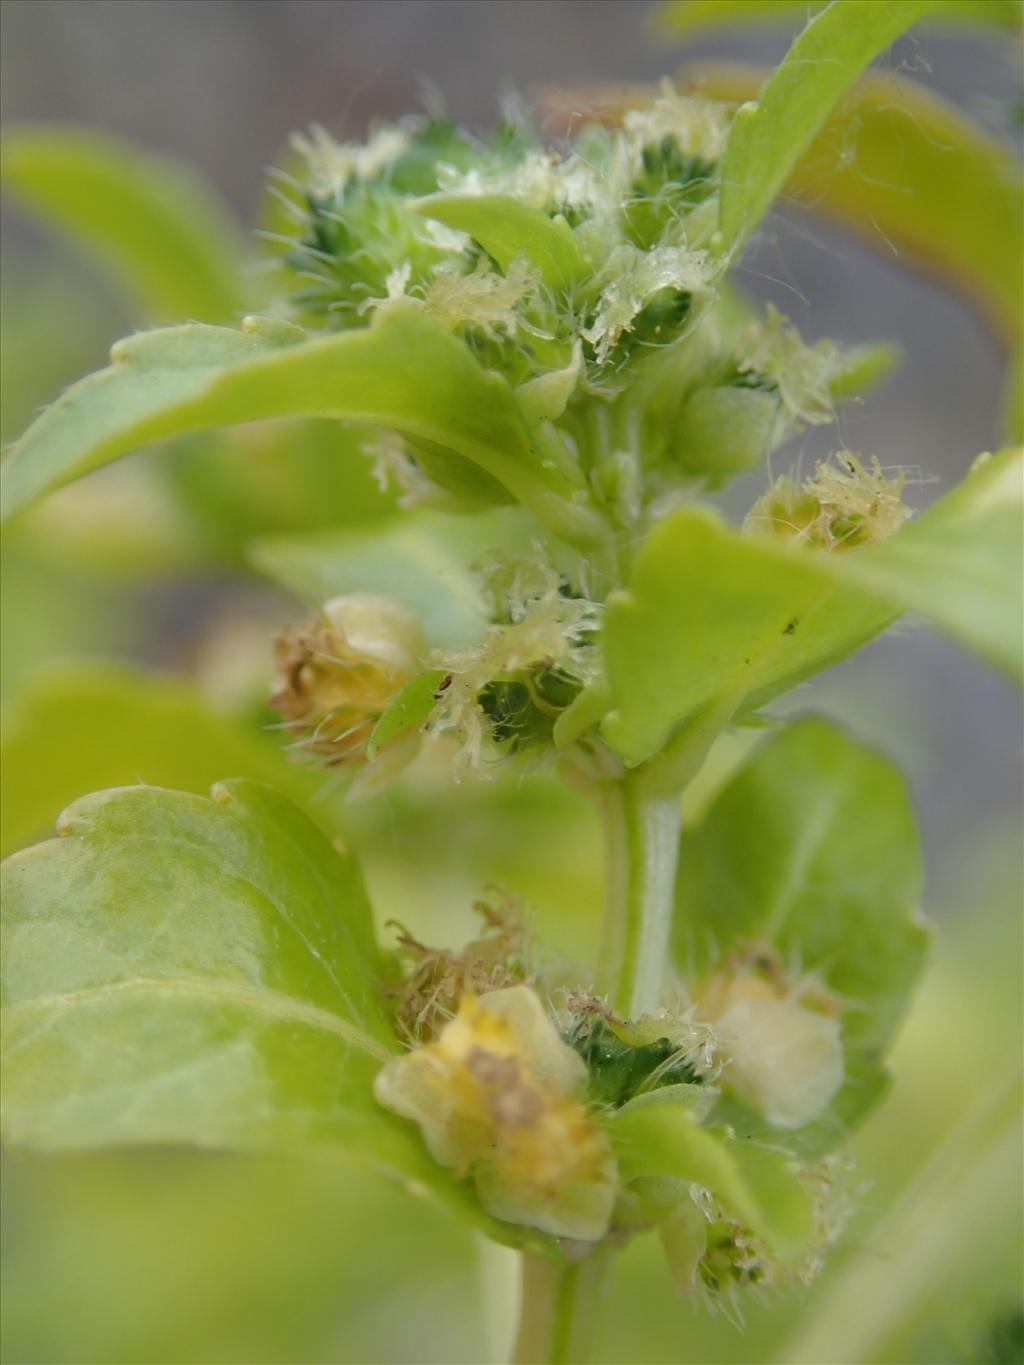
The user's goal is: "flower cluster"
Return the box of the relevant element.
[267,558,604,794]
[262,87,914,1307]
[661,1159,853,1320]
[375,967,848,1302]
[745,454,910,551]
[269,592,424,793]
[428,559,601,772]
[374,985,618,1243]
[280,86,726,388]
[273,85,876,520]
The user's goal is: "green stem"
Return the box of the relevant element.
[596,776,682,1017]
[635,691,743,799]
[509,746,703,1363]
[512,1249,611,1365]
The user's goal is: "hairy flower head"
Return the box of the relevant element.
[582,243,712,365]
[387,892,532,1044]
[269,592,423,770]
[274,95,875,515]
[289,123,412,199]
[745,454,910,551]
[738,306,847,428]
[430,561,601,772]
[661,1150,857,1317]
[421,257,535,335]
[276,91,732,390]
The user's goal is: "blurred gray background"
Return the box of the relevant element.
[1,0,1021,891]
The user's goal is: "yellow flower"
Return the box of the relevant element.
[374,986,617,1242]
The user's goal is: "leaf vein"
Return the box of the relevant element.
[3,978,393,1062]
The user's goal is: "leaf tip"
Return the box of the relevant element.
[733,99,759,124]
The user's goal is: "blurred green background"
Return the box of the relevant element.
[1,2,1021,1362]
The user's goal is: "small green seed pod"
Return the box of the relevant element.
[672,385,781,486]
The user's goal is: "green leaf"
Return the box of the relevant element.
[601,64,1021,346]
[789,76,1022,348]
[0,663,339,858]
[676,717,928,1151]
[414,194,586,289]
[2,780,388,1144]
[717,0,937,256]
[602,450,1022,768]
[780,1074,1023,1365]
[830,447,1024,684]
[367,670,447,761]
[694,65,1022,346]
[0,777,530,1244]
[1,124,245,322]
[605,1097,814,1258]
[656,0,1021,38]
[250,506,533,648]
[165,418,396,562]
[600,505,896,767]
[1,303,599,544]
[1,316,297,522]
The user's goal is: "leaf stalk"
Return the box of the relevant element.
[512,1248,611,1365]
[596,775,682,1021]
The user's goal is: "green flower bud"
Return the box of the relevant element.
[672,384,781,485]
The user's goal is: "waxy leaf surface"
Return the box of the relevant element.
[600,506,896,766]
[0,664,338,857]
[689,65,1022,346]
[415,194,586,289]
[606,1098,813,1257]
[0,779,525,1243]
[367,670,448,761]
[658,0,1020,38]
[2,781,393,1152]
[717,0,936,255]
[831,447,1024,683]
[602,448,1022,767]
[1,305,591,541]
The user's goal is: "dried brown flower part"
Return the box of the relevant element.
[386,891,531,1044]
[269,592,424,766]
